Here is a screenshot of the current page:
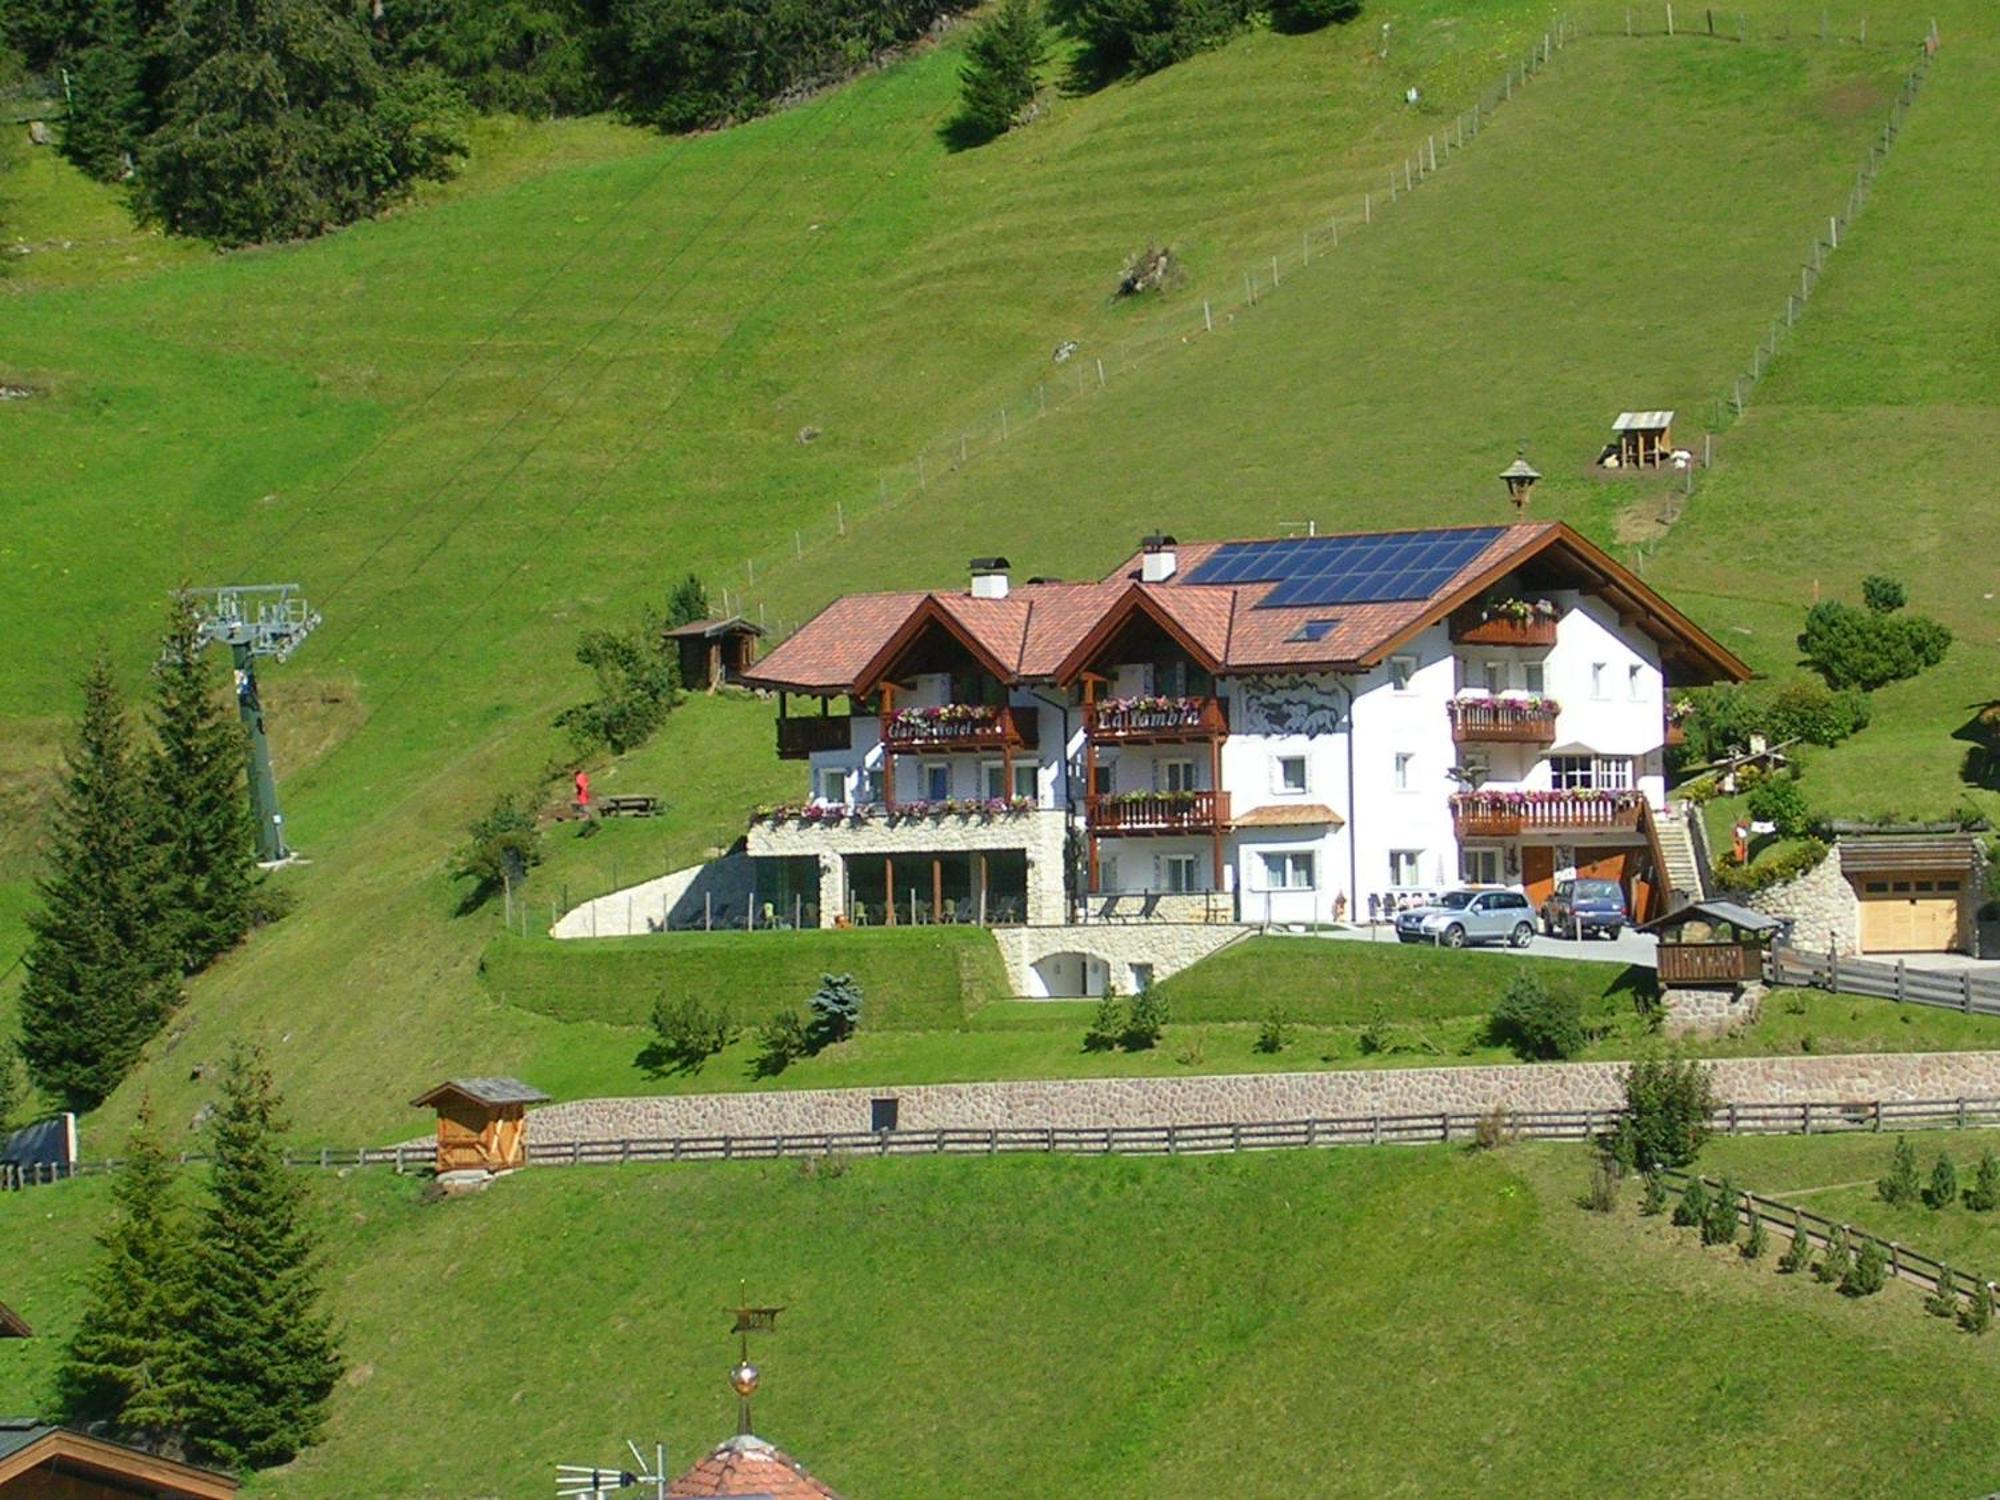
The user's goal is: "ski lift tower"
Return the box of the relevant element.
[188,584,320,864]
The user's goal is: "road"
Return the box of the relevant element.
[1276,921,1659,967]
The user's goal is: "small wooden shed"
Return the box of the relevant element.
[1640,899,1783,985]
[1610,410,1674,468]
[666,617,766,691]
[410,1077,550,1174]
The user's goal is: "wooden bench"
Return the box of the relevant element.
[595,794,661,818]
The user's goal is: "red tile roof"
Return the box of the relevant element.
[742,522,1750,693]
[667,1434,842,1498]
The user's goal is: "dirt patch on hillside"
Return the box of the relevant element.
[1819,78,1889,121]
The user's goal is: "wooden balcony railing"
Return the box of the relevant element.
[775,714,853,759]
[881,704,1039,754]
[1449,611,1558,647]
[1086,696,1228,745]
[1086,790,1230,835]
[1447,696,1559,745]
[1657,942,1766,985]
[1449,791,1645,839]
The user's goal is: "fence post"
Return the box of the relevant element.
[1896,958,1906,1002]
[1964,971,1975,1013]
[1873,1100,1882,1132]
[1306,1118,1319,1147]
[1441,1113,1452,1145]
[1960,1098,1969,1129]
[1372,1115,1382,1145]
[1728,1102,1738,1133]
[1803,1100,1813,1135]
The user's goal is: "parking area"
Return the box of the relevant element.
[1282,922,1658,967]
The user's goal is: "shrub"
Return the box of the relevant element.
[450,792,543,907]
[1701,1177,1741,1246]
[1798,598,1952,691]
[1672,1176,1710,1228]
[1124,984,1168,1050]
[1358,1000,1390,1055]
[554,611,683,754]
[1815,1228,1851,1286]
[1268,0,1362,32]
[953,0,1045,143]
[1842,1236,1888,1296]
[647,993,733,1069]
[1710,837,1830,895]
[1879,1136,1921,1207]
[1926,1266,1961,1318]
[1861,574,1907,613]
[1254,1006,1291,1054]
[1047,0,1255,84]
[1743,1207,1769,1260]
[1475,1106,1516,1151]
[1583,1154,1619,1212]
[753,1007,810,1077]
[1488,972,1585,1062]
[1610,1052,1716,1171]
[1963,1280,1993,1335]
[1926,1152,1959,1210]
[1083,995,1125,1052]
[1747,775,1812,838]
[1777,1217,1816,1274]
[1966,1148,2000,1212]
[806,972,863,1050]
[1763,676,1871,747]
[1639,1170,1668,1216]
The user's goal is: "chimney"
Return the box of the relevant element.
[969,556,1011,599]
[1140,532,1178,584]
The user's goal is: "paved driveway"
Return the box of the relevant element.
[1277,922,1658,968]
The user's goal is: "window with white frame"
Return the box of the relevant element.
[1274,755,1308,794]
[1628,663,1643,700]
[1549,754,1635,790]
[1261,851,1316,890]
[923,762,950,800]
[1389,849,1422,887]
[1012,762,1037,801]
[1092,759,1116,797]
[1523,661,1546,696]
[1483,660,1505,694]
[1590,662,1607,699]
[1460,847,1502,885]
[860,768,884,805]
[1390,655,1418,691]
[816,767,847,804]
[1163,757,1199,793]
[1393,752,1414,791]
[1162,854,1199,893]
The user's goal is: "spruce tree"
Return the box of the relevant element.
[955,0,1045,144]
[181,1046,340,1469]
[149,592,255,974]
[56,1098,194,1443]
[18,655,181,1109]
[1878,1135,1920,1206]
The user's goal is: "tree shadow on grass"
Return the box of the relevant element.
[1950,702,2000,793]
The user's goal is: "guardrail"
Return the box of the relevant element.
[1768,947,2000,1015]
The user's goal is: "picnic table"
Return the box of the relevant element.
[595,794,661,818]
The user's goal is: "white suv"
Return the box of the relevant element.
[1395,888,1537,949]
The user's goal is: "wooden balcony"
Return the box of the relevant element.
[881,704,1039,755]
[1450,791,1645,840]
[1086,790,1231,836]
[1657,941,1767,986]
[1447,697,1558,746]
[1449,610,1557,648]
[776,714,853,759]
[1086,696,1228,745]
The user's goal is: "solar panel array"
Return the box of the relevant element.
[1184,528,1505,609]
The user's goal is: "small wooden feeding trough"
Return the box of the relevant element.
[1607,410,1674,469]
[410,1077,550,1174]
[1640,900,1783,1037]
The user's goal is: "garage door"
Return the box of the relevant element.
[1857,876,1963,953]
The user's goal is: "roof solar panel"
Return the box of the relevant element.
[1180,527,1504,605]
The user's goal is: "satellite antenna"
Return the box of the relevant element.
[186,584,319,864]
[555,1440,666,1500]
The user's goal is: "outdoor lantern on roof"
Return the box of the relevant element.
[1500,452,1541,510]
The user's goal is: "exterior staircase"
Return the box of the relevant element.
[1652,801,1707,908]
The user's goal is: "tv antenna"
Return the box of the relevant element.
[555,1440,667,1500]
[187,584,320,864]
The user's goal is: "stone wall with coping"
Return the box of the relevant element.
[1740,847,1860,954]
[747,808,1068,926]
[523,1051,2000,1141]
[992,923,1249,997]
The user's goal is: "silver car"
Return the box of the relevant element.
[1395,888,1537,949]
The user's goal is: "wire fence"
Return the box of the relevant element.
[16,1092,2000,1191]
[727,10,1944,637]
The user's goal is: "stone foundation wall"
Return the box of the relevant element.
[523,1051,2000,1141]
[1661,982,1765,1040]
[1742,848,1860,954]
[992,923,1249,997]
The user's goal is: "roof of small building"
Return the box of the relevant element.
[0,1420,238,1496]
[1639,900,1783,935]
[409,1077,551,1109]
[0,1301,30,1338]
[665,616,767,640]
[1612,410,1674,430]
[1838,834,1982,875]
[667,1433,842,1498]
[1233,802,1346,829]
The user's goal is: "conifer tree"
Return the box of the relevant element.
[955,0,1045,144]
[149,592,255,974]
[181,1046,340,1469]
[56,1098,194,1444]
[18,655,181,1108]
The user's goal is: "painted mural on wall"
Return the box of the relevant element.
[1240,675,1347,736]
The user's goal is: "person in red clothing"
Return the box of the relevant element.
[573,768,591,818]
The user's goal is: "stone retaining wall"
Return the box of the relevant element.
[1742,848,1860,955]
[992,922,1249,997]
[524,1051,2000,1140]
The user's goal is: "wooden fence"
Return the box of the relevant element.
[1768,946,2000,1015]
[16,1096,2000,1190]
[1661,1166,1997,1309]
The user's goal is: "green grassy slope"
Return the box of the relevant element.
[9,1141,2000,1497]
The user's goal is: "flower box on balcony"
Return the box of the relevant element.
[1446,695,1560,745]
[881,704,1038,752]
[1449,789,1644,838]
[1450,598,1559,647]
[1086,695,1228,744]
